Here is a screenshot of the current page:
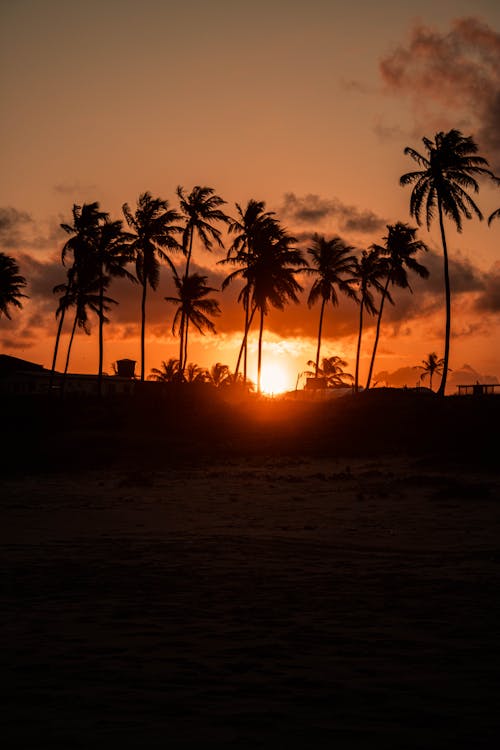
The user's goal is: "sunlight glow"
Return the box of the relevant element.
[260,363,290,395]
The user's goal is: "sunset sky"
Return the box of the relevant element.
[1,0,499,391]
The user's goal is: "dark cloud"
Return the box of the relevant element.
[474,261,500,312]
[279,193,387,234]
[379,17,500,169]
[0,207,33,248]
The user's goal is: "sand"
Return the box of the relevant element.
[2,455,500,748]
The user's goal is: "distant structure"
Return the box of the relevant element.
[457,382,500,396]
[114,359,136,378]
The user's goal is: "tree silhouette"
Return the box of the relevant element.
[122,192,183,382]
[305,355,353,387]
[353,249,389,393]
[0,253,28,319]
[222,221,304,393]
[304,234,357,378]
[365,223,429,390]
[148,358,181,382]
[94,219,136,394]
[400,130,497,395]
[416,352,445,391]
[165,272,220,372]
[222,200,278,381]
[205,362,232,387]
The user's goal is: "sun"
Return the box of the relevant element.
[260,363,290,395]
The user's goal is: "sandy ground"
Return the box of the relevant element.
[2,455,500,748]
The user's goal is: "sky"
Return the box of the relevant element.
[1,0,500,392]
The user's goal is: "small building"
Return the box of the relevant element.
[457,383,500,396]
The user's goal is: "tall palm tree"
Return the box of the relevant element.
[0,253,28,319]
[223,200,278,381]
[365,223,429,390]
[416,352,445,391]
[305,355,353,387]
[304,234,357,378]
[353,249,389,393]
[230,229,304,393]
[95,219,136,393]
[51,202,107,384]
[400,129,497,395]
[165,272,220,372]
[122,192,183,381]
[148,358,181,382]
[177,185,230,276]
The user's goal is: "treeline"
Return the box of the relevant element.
[1,129,499,395]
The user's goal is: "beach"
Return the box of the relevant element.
[2,439,500,748]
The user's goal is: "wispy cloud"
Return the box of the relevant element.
[279,192,387,234]
[379,17,500,168]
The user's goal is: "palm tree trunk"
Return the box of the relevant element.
[183,319,189,373]
[140,279,147,382]
[235,304,257,379]
[366,273,391,390]
[315,298,326,378]
[243,296,249,383]
[430,372,433,391]
[63,311,78,376]
[98,265,104,396]
[179,314,185,374]
[50,306,67,391]
[437,199,451,397]
[355,299,364,393]
[257,308,264,394]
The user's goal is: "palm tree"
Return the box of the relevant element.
[305,355,353,387]
[205,362,232,387]
[94,219,136,393]
[165,272,220,372]
[365,223,429,390]
[148,358,181,382]
[222,200,278,381]
[122,192,183,381]
[400,129,497,395]
[0,253,28,319]
[353,249,389,393]
[416,352,445,391]
[51,202,107,384]
[177,185,230,276]
[304,234,357,378]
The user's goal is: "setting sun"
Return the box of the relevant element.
[260,363,290,395]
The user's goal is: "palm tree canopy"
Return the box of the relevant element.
[177,185,230,254]
[305,356,353,386]
[305,233,357,307]
[400,130,498,232]
[122,192,183,289]
[148,358,181,382]
[226,199,279,259]
[371,222,429,292]
[353,249,392,314]
[488,208,500,226]
[416,352,445,381]
[96,219,137,284]
[61,202,108,268]
[166,272,221,335]
[0,253,28,318]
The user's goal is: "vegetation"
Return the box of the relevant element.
[2,129,498,395]
[400,130,497,396]
[415,352,445,391]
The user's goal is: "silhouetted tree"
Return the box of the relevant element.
[148,358,181,382]
[122,192,183,381]
[223,199,278,381]
[304,234,357,378]
[0,253,27,319]
[305,355,353,387]
[365,223,429,390]
[205,362,232,387]
[94,219,136,393]
[166,272,220,372]
[353,249,388,393]
[416,352,445,391]
[400,130,497,395]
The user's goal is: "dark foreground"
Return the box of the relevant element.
[2,391,499,747]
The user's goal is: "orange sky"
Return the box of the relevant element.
[1,0,499,392]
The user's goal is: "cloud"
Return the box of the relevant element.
[379,17,500,168]
[53,182,97,196]
[474,261,500,312]
[279,193,387,234]
[0,207,33,249]
[374,363,499,390]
